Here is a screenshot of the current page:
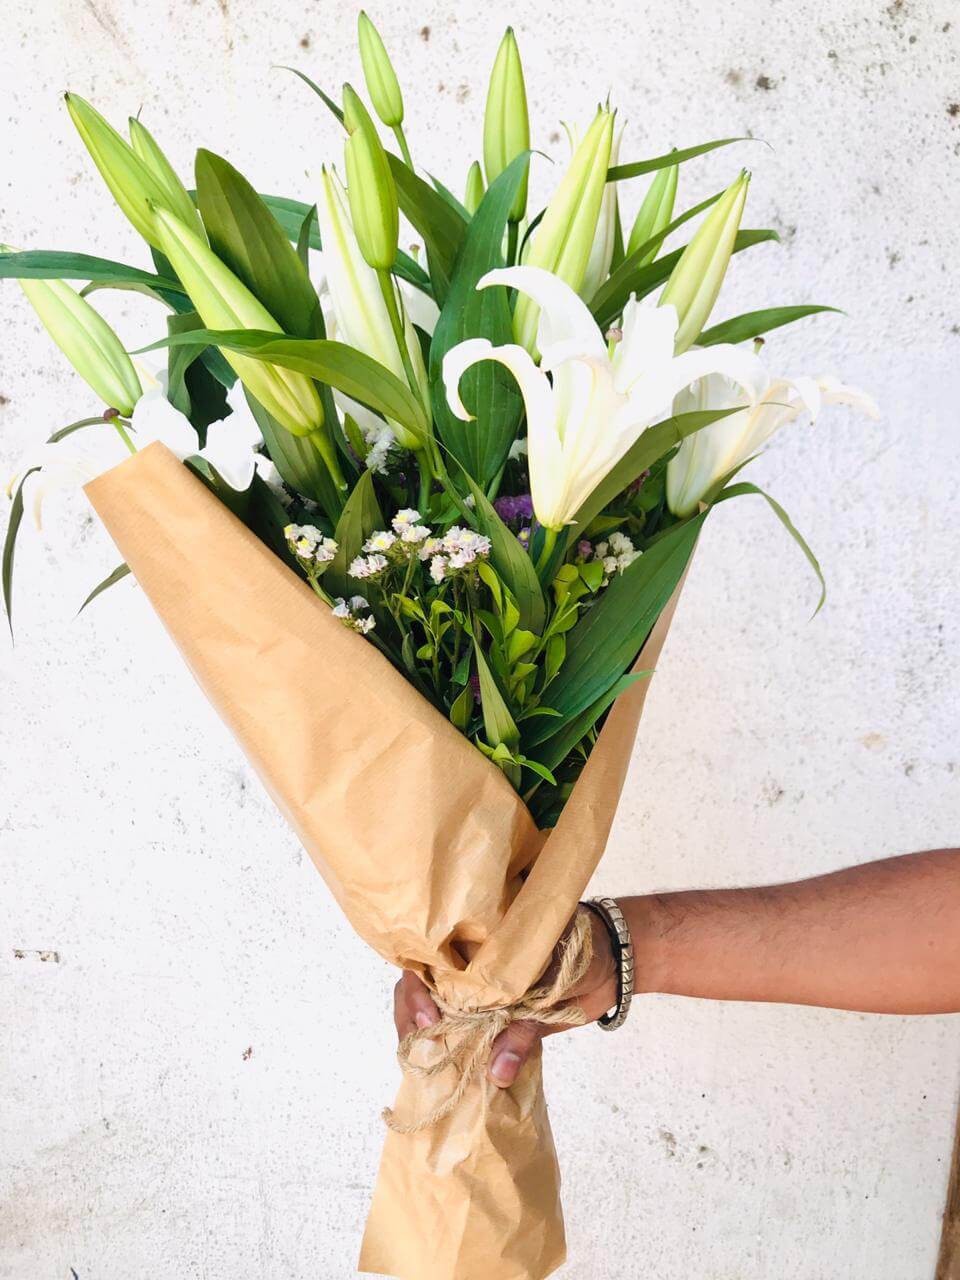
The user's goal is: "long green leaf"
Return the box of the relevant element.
[458,468,545,633]
[698,305,842,347]
[473,639,519,749]
[529,672,647,768]
[430,154,527,485]
[609,136,754,182]
[589,189,721,311]
[567,406,742,540]
[325,470,383,597]
[591,229,779,331]
[259,193,432,293]
[135,329,430,442]
[388,156,467,304]
[0,250,182,293]
[2,468,39,637]
[77,563,131,614]
[243,389,341,517]
[529,512,705,737]
[715,480,826,615]
[196,151,321,339]
[277,65,344,122]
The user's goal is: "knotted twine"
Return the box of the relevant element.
[383,907,594,1134]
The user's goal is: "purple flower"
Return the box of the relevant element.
[469,673,482,703]
[517,526,532,548]
[494,492,534,523]
[577,539,593,560]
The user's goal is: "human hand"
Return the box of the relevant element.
[392,907,618,1089]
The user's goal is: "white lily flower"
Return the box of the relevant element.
[666,368,880,517]
[315,166,430,448]
[443,265,768,530]
[13,369,262,529]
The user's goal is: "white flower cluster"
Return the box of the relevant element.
[348,509,432,579]
[418,525,492,584]
[331,595,376,635]
[593,531,640,582]
[285,523,338,573]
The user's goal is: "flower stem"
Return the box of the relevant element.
[112,418,137,455]
[535,525,559,574]
[392,124,414,170]
[377,268,421,403]
[507,220,519,266]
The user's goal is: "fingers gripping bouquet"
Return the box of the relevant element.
[2,19,878,1280]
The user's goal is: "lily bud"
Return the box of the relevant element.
[514,107,615,354]
[482,28,529,223]
[357,11,404,128]
[341,84,399,270]
[579,123,623,302]
[627,156,678,266]
[316,167,428,450]
[127,116,205,238]
[149,206,325,440]
[464,160,485,216]
[65,93,173,250]
[11,261,142,416]
[660,169,749,354]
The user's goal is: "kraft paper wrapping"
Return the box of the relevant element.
[85,443,688,1280]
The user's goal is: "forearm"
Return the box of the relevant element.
[622,849,960,1014]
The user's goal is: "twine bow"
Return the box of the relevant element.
[383,907,594,1134]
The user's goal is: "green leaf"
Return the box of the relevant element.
[259,193,432,294]
[456,467,546,633]
[567,406,742,541]
[77,563,131,614]
[697,305,843,347]
[473,640,519,749]
[529,672,647,769]
[529,512,705,739]
[46,416,112,443]
[325,470,383,597]
[592,228,779,332]
[715,480,826,615]
[449,683,474,731]
[195,150,321,339]
[296,203,317,271]
[135,328,430,443]
[2,468,39,637]
[429,154,528,485]
[608,136,754,182]
[165,310,207,418]
[388,155,467,305]
[243,389,342,517]
[277,64,344,122]
[0,249,183,293]
[589,189,721,310]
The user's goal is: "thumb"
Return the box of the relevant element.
[487,1019,541,1088]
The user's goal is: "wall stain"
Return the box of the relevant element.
[755,73,777,91]
[13,948,60,962]
[420,25,431,41]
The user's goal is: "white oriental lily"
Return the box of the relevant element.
[666,369,880,517]
[11,371,262,529]
[442,265,768,531]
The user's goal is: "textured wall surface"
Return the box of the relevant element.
[1,2,959,1278]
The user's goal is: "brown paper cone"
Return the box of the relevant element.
[85,444,690,1280]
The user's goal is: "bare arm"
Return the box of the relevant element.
[394,848,960,1088]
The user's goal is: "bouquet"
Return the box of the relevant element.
[2,18,877,1279]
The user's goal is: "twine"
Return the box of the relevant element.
[383,907,594,1134]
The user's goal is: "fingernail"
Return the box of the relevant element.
[415,1010,436,1030]
[490,1050,522,1085]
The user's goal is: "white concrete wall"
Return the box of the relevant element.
[2,1,959,1277]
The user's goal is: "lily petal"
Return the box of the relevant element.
[478,266,607,368]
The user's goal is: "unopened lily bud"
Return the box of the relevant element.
[357,11,404,128]
[341,84,399,270]
[65,93,173,250]
[660,169,750,354]
[6,247,142,415]
[483,28,529,223]
[627,156,678,266]
[464,160,485,216]
[127,116,205,238]
[150,205,328,445]
[514,106,615,353]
